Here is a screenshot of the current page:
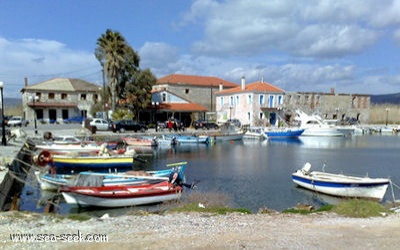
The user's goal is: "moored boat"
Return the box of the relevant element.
[243,127,268,140]
[264,128,304,138]
[292,162,390,201]
[61,180,183,207]
[35,161,187,191]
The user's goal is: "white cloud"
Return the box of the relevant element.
[0,37,100,97]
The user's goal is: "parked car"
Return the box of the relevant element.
[110,120,148,133]
[194,120,219,130]
[7,116,29,127]
[89,118,110,131]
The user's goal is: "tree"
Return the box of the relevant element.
[95,29,139,112]
[124,69,157,118]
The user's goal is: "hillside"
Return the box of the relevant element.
[370,93,400,104]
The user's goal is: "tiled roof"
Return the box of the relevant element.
[216,80,284,95]
[155,103,208,112]
[21,78,100,92]
[157,74,238,88]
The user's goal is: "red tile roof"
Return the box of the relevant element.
[216,80,284,94]
[157,74,238,88]
[153,103,208,112]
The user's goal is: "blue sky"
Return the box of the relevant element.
[1,0,400,98]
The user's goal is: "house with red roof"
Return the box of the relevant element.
[215,77,285,126]
[154,74,238,120]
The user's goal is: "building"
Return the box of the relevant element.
[215,77,285,126]
[154,74,237,120]
[21,78,101,124]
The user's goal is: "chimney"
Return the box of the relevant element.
[330,88,335,94]
[219,82,223,91]
[241,76,246,90]
[24,77,28,87]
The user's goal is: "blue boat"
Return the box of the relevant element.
[35,162,187,191]
[264,128,305,138]
[166,134,210,144]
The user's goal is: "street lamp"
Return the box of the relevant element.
[29,95,39,135]
[152,101,159,132]
[0,81,6,146]
[385,107,390,126]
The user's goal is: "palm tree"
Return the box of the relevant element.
[95,29,128,112]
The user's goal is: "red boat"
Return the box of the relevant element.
[61,180,183,207]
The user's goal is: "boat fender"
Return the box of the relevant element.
[34,150,53,167]
[302,162,312,175]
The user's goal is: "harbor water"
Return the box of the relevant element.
[19,133,400,214]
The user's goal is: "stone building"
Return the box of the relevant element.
[21,78,101,124]
[154,74,237,120]
[283,89,370,124]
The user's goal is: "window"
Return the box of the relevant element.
[48,93,55,99]
[185,89,189,94]
[248,94,252,104]
[259,112,264,119]
[268,95,275,108]
[247,112,251,121]
[259,95,264,105]
[81,94,87,100]
[61,93,67,99]
[236,96,240,105]
[230,96,234,106]
[162,93,166,102]
[278,95,282,105]
[220,97,223,107]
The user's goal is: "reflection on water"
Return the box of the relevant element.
[19,134,400,214]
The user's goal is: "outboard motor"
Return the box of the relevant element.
[301,162,312,175]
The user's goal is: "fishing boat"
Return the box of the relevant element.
[123,136,158,147]
[243,127,268,140]
[292,162,390,201]
[61,180,183,207]
[170,134,210,144]
[264,128,305,138]
[210,121,244,142]
[33,148,141,173]
[35,162,187,191]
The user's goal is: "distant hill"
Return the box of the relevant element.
[3,98,22,107]
[370,93,400,105]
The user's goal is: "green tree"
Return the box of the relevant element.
[124,68,157,118]
[95,29,138,112]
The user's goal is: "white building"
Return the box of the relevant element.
[215,77,285,126]
[21,78,101,124]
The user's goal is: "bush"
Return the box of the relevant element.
[333,199,388,218]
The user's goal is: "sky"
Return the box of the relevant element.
[1,0,400,98]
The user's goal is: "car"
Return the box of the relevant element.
[110,120,148,133]
[7,116,29,127]
[194,120,219,130]
[89,118,110,131]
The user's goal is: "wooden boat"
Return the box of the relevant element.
[123,136,158,147]
[211,121,244,142]
[34,148,140,173]
[61,180,183,207]
[168,134,210,144]
[35,161,187,191]
[292,162,390,201]
[264,128,304,138]
[243,127,268,140]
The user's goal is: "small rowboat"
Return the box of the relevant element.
[292,162,390,201]
[35,162,187,191]
[61,181,183,207]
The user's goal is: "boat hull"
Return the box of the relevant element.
[292,170,389,201]
[51,155,135,170]
[264,129,304,138]
[61,183,182,207]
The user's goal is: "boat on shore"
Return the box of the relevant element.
[292,162,390,201]
[61,180,183,207]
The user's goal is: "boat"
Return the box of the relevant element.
[156,135,179,147]
[123,136,158,147]
[292,162,390,201]
[264,127,304,138]
[35,161,187,191]
[61,180,183,207]
[243,127,268,140]
[210,121,244,142]
[294,110,354,137]
[170,134,210,144]
[34,148,141,173]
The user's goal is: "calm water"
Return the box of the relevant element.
[20,134,400,214]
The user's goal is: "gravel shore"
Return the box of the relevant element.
[1,210,400,249]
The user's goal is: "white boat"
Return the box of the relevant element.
[292,162,390,201]
[211,121,244,142]
[294,110,353,137]
[243,127,268,140]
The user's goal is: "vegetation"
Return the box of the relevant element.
[95,29,156,119]
[283,204,334,215]
[333,199,388,218]
[66,213,92,221]
[171,203,251,215]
